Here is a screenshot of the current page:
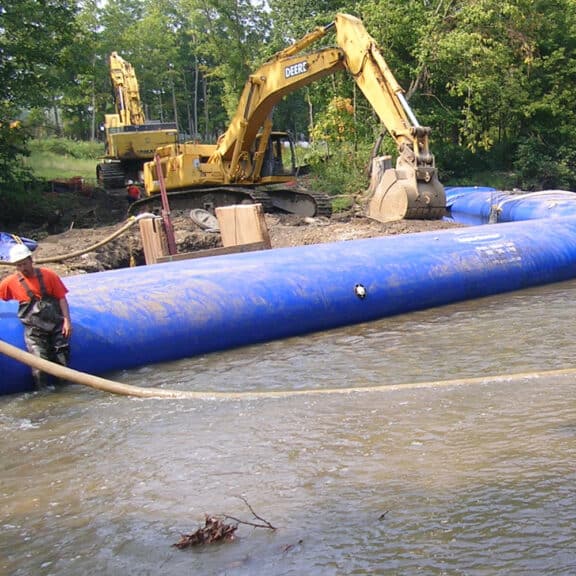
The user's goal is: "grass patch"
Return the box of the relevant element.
[23,138,103,182]
[22,152,99,181]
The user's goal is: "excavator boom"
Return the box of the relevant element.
[108,52,146,126]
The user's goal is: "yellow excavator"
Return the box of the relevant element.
[134,13,445,221]
[97,52,179,190]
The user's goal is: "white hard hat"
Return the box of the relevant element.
[127,179,134,185]
[9,243,32,264]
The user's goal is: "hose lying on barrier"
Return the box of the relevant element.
[2,337,576,400]
[0,213,157,266]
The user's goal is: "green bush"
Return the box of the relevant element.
[306,142,371,208]
[514,138,576,191]
[0,177,56,228]
[0,137,104,228]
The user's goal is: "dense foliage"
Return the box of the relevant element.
[2,0,576,223]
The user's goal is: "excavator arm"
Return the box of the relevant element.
[210,13,444,220]
[209,45,344,182]
[108,51,146,126]
[332,14,444,220]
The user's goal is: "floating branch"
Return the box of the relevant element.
[224,496,277,531]
[173,515,238,549]
[172,498,275,550]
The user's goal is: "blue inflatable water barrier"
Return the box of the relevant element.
[447,187,576,223]
[496,191,576,222]
[4,216,576,395]
[445,186,498,208]
[0,233,38,262]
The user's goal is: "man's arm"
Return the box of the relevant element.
[59,297,72,338]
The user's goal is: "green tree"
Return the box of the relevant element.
[0,0,79,224]
[182,0,272,127]
[513,0,576,188]
[0,0,78,109]
[418,0,576,186]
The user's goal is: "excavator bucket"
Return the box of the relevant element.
[366,160,446,222]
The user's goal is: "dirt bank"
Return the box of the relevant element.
[1,190,464,280]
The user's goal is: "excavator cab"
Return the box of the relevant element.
[260,132,296,178]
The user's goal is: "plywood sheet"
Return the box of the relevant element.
[215,204,271,248]
[139,217,167,264]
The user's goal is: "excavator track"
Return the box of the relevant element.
[128,185,332,218]
[97,162,126,190]
[262,184,333,218]
[306,191,333,218]
[128,186,269,216]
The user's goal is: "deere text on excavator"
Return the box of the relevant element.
[97,52,179,190]
[133,13,446,222]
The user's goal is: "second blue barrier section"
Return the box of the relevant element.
[446,186,576,223]
[3,216,576,395]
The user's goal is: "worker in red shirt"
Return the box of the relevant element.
[0,244,72,389]
[126,179,141,205]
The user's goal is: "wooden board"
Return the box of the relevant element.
[215,204,271,248]
[139,218,167,264]
[156,241,269,263]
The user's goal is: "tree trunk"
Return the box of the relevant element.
[171,78,179,131]
[194,55,199,139]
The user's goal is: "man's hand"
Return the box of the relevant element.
[59,297,72,339]
[62,317,72,339]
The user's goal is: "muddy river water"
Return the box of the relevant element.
[1,280,575,575]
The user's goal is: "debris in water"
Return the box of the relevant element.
[173,515,238,549]
[172,497,276,549]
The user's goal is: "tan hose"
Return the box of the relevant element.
[36,213,157,264]
[2,337,576,400]
[0,338,199,399]
[0,214,157,267]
